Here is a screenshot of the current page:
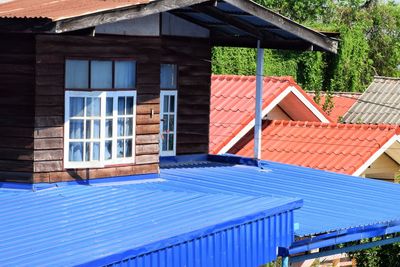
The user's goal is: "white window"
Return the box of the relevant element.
[64,59,136,168]
[64,91,136,168]
[160,91,177,156]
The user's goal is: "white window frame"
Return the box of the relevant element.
[64,90,136,169]
[160,90,178,157]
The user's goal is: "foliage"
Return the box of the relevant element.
[330,24,373,92]
[212,0,400,113]
[348,237,400,266]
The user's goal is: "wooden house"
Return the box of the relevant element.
[0,0,337,183]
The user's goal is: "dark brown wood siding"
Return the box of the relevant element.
[33,34,161,183]
[0,33,211,183]
[161,37,211,155]
[0,33,35,182]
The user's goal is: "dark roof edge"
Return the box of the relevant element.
[52,0,209,33]
[224,0,337,53]
[51,0,337,53]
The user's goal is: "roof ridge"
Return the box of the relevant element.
[307,91,363,96]
[270,120,399,131]
[374,76,400,81]
[211,74,295,83]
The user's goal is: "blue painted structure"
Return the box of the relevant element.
[152,154,400,255]
[3,154,400,266]
[0,174,301,266]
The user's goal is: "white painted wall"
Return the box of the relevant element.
[96,14,160,36]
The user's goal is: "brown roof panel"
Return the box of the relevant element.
[0,0,151,20]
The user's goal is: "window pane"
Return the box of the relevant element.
[115,61,136,88]
[168,134,174,151]
[92,142,100,161]
[125,139,132,157]
[162,134,168,151]
[106,97,113,116]
[85,97,100,117]
[163,95,169,113]
[65,60,89,89]
[70,120,84,139]
[126,97,134,115]
[69,142,83,161]
[160,64,177,89]
[85,143,90,161]
[118,97,125,115]
[91,60,112,88]
[86,98,92,116]
[93,120,100,139]
[125,118,133,136]
[93,98,100,117]
[169,95,175,112]
[162,115,168,132]
[70,97,84,117]
[169,115,174,132]
[106,119,113,138]
[117,118,124,137]
[105,141,112,160]
[117,139,124,158]
[85,120,91,139]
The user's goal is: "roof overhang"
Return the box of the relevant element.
[0,0,338,53]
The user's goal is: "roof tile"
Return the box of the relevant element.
[210,75,330,154]
[236,120,399,175]
[0,0,150,20]
[343,77,400,124]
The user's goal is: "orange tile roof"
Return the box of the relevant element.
[309,92,361,122]
[0,0,150,20]
[236,120,399,175]
[209,74,331,154]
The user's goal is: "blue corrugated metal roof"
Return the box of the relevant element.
[143,155,400,240]
[0,179,301,266]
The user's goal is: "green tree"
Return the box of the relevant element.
[212,0,400,97]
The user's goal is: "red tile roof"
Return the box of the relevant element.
[235,120,399,175]
[210,74,331,154]
[0,0,150,20]
[309,92,361,122]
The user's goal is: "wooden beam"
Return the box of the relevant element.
[224,0,338,53]
[54,0,211,33]
[210,34,311,50]
[192,4,264,39]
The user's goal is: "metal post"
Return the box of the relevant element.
[254,40,264,159]
[282,256,289,267]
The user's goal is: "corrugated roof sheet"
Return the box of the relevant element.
[145,156,400,238]
[234,120,399,175]
[343,77,400,124]
[209,75,330,154]
[308,92,361,122]
[0,181,300,266]
[0,0,150,20]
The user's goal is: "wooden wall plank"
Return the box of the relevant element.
[0,33,35,181]
[162,36,211,155]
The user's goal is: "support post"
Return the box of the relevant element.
[282,256,289,267]
[254,40,264,159]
